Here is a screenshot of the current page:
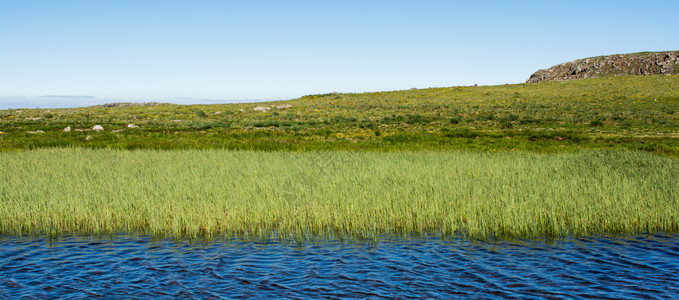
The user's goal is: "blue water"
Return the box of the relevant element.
[1,235,678,299]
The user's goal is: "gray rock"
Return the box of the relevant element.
[527,51,679,83]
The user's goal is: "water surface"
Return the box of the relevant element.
[1,235,677,299]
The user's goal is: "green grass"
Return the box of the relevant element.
[2,75,678,241]
[2,148,678,240]
[2,75,679,154]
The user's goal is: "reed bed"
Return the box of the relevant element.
[1,148,678,240]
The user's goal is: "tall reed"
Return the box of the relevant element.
[1,148,678,240]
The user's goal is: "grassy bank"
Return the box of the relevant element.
[2,75,679,154]
[2,148,678,240]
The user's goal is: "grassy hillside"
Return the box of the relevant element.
[2,75,679,154]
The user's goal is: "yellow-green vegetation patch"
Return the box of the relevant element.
[1,148,678,240]
[1,75,678,154]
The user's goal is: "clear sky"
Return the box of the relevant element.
[1,0,678,109]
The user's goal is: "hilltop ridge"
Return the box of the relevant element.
[527,51,679,83]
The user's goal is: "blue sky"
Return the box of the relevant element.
[1,0,678,109]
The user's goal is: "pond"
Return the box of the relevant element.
[1,235,677,298]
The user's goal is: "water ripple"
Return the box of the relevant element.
[0,235,678,299]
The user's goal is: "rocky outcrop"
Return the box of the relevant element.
[527,51,679,83]
[91,102,169,108]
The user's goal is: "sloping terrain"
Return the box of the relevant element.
[527,51,679,83]
[1,75,679,154]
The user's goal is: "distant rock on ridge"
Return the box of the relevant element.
[90,102,169,108]
[526,51,679,83]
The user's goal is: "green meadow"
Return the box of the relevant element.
[1,75,679,154]
[1,148,678,240]
[1,75,679,240]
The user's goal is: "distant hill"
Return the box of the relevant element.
[527,51,679,83]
